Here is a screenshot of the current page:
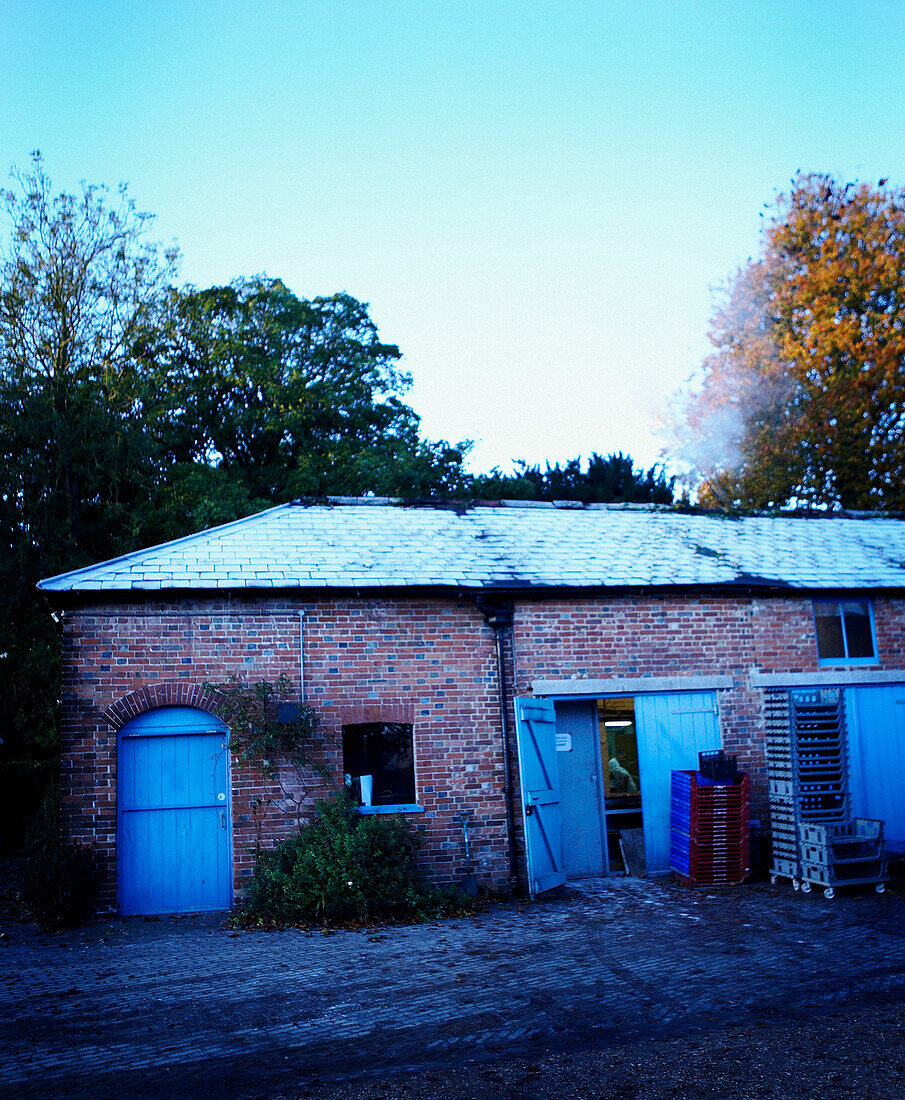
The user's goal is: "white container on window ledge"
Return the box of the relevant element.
[359,774,373,807]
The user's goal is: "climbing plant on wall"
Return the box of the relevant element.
[205,673,326,833]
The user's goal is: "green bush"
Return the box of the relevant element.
[22,774,60,852]
[0,760,57,854]
[239,794,473,927]
[18,842,101,931]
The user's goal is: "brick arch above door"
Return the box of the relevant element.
[103,681,230,732]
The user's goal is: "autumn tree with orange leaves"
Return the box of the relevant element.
[671,173,905,511]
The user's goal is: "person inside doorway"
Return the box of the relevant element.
[608,750,638,794]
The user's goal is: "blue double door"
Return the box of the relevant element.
[515,692,721,893]
[118,707,233,915]
[846,684,905,854]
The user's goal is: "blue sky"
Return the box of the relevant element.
[3,2,904,475]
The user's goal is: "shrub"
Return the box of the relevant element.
[239,793,473,927]
[0,760,57,854]
[18,842,101,931]
[21,774,60,852]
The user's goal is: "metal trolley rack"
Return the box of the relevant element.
[765,687,887,899]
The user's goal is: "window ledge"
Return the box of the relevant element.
[817,658,879,667]
[751,668,901,688]
[357,803,424,815]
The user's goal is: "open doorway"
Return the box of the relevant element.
[598,698,643,873]
[525,691,723,890]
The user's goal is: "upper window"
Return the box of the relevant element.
[813,599,877,664]
[342,722,416,808]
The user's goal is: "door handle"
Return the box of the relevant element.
[220,810,226,830]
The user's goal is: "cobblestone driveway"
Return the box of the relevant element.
[3,878,905,1098]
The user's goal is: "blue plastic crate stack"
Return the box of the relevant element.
[765,687,888,899]
[670,752,750,886]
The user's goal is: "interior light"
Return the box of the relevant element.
[604,720,632,727]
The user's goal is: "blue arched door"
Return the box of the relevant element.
[118,706,232,914]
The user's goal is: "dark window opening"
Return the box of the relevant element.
[814,599,876,662]
[342,722,416,806]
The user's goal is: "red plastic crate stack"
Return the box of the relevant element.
[671,771,750,886]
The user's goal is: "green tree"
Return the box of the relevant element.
[0,161,471,817]
[472,452,674,504]
[0,156,181,852]
[138,278,471,518]
[671,173,905,510]
[0,153,179,564]
[0,154,178,777]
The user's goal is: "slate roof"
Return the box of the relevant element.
[37,498,905,594]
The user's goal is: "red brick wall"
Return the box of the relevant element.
[511,593,768,808]
[748,595,905,672]
[511,593,905,822]
[60,597,508,912]
[59,590,905,913]
[873,598,905,663]
[513,594,754,683]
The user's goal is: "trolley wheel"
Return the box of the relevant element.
[770,874,779,886]
[876,883,886,894]
[800,881,811,894]
[823,887,835,900]
[792,878,800,891]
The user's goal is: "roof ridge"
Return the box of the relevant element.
[292,496,905,519]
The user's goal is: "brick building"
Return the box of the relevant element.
[39,499,905,914]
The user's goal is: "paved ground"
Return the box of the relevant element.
[2,876,905,1098]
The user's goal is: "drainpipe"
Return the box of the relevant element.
[477,597,518,887]
[298,610,306,703]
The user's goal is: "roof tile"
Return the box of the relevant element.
[36,500,905,594]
